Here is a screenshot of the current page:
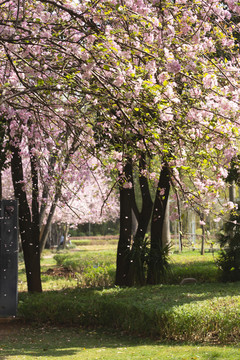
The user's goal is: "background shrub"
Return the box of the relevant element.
[216,206,240,282]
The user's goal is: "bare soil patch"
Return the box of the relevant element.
[43,266,75,278]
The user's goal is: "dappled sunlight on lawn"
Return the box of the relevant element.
[0,326,239,360]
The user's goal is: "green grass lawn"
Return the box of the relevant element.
[1,325,239,360]
[12,244,240,359]
[37,247,220,289]
[17,247,219,292]
[18,281,240,343]
[166,250,218,284]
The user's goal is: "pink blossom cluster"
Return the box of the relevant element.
[0,0,240,224]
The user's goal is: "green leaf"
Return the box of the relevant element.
[103,64,110,70]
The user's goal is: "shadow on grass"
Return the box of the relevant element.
[0,325,239,360]
[17,248,240,343]
[18,281,240,325]
[89,281,240,307]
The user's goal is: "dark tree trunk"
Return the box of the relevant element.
[147,165,170,285]
[115,160,134,286]
[29,144,40,245]
[0,170,2,201]
[134,155,153,242]
[127,154,153,285]
[11,144,42,292]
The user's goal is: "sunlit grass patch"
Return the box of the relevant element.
[18,247,220,292]
[17,247,240,343]
[167,250,219,284]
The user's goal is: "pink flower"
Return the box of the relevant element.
[166,60,181,74]
[160,188,165,195]
[157,72,168,84]
[114,152,122,161]
[219,167,228,178]
[203,74,218,89]
[114,75,125,87]
[223,201,236,210]
[123,181,132,189]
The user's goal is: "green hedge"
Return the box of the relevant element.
[18,282,240,343]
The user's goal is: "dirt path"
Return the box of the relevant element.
[0,318,25,339]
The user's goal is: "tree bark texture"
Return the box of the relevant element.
[147,165,170,285]
[115,160,134,286]
[11,144,42,292]
[127,154,153,285]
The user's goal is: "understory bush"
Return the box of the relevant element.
[52,250,219,287]
[77,264,116,287]
[53,251,116,287]
[216,206,240,282]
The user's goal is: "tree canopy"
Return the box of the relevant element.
[1,0,240,289]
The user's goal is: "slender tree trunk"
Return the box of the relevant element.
[147,165,170,285]
[63,223,69,248]
[39,184,49,226]
[200,214,205,255]
[176,191,183,252]
[115,160,134,286]
[39,194,59,253]
[11,144,42,292]
[190,211,196,249]
[162,199,171,248]
[39,155,57,226]
[29,144,40,250]
[0,170,2,201]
